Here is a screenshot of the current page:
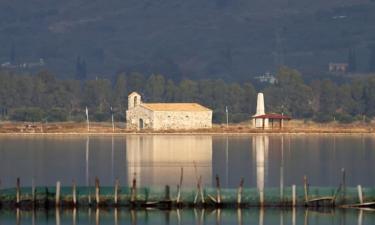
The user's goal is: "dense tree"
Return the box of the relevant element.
[175,79,198,102]
[264,66,313,118]
[127,72,145,93]
[75,57,87,80]
[113,73,128,111]
[1,68,375,123]
[82,78,112,113]
[145,74,165,102]
[242,83,257,114]
[164,79,177,102]
[363,77,375,116]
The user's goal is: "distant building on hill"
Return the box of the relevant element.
[126,92,212,130]
[254,72,277,84]
[328,63,348,73]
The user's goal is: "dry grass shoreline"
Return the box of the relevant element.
[0,120,374,135]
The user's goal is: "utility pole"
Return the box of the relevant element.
[225,106,229,128]
[86,106,90,132]
[111,106,115,133]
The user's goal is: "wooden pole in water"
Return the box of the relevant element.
[72,180,77,207]
[114,179,119,206]
[237,208,243,225]
[95,177,100,206]
[95,208,100,225]
[56,208,61,225]
[114,208,118,225]
[259,190,264,207]
[303,176,308,204]
[31,177,36,205]
[342,168,346,204]
[131,173,137,203]
[237,177,244,206]
[292,185,296,207]
[16,208,20,225]
[199,176,205,204]
[88,179,92,206]
[165,185,171,201]
[55,181,61,207]
[216,175,221,204]
[177,167,183,204]
[72,208,77,225]
[16,177,20,206]
[357,185,364,204]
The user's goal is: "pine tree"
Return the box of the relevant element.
[75,57,87,80]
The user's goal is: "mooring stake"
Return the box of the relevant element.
[304,175,309,205]
[216,175,221,204]
[88,179,92,206]
[292,185,296,207]
[131,173,137,203]
[259,190,264,207]
[95,177,100,206]
[16,177,20,206]
[56,208,61,225]
[55,181,61,207]
[72,180,77,207]
[114,179,119,206]
[357,185,363,204]
[95,208,100,225]
[342,168,346,204]
[176,167,183,204]
[199,176,205,204]
[31,178,36,204]
[73,208,77,225]
[165,185,171,201]
[237,177,244,206]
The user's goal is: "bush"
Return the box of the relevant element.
[47,108,68,122]
[114,112,125,122]
[10,107,45,122]
[230,113,250,123]
[67,109,85,122]
[334,112,355,123]
[93,111,110,122]
[213,111,226,124]
[313,112,334,123]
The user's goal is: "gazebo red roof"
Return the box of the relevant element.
[252,113,291,120]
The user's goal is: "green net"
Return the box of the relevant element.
[0,186,373,207]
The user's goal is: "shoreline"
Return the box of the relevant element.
[0,121,374,135]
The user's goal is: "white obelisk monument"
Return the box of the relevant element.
[252,93,268,128]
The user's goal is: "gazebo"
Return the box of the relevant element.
[252,113,291,129]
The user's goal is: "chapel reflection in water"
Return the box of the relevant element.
[126,135,212,187]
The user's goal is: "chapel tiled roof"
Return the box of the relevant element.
[141,103,212,112]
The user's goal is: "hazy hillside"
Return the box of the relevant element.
[0,0,374,80]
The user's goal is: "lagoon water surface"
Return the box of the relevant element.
[0,134,374,189]
[0,208,374,225]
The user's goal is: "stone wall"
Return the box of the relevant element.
[127,105,212,130]
[126,106,153,129]
[153,110,212,130]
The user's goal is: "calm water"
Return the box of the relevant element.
[0,208,374,225]
[0,134,374,189]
